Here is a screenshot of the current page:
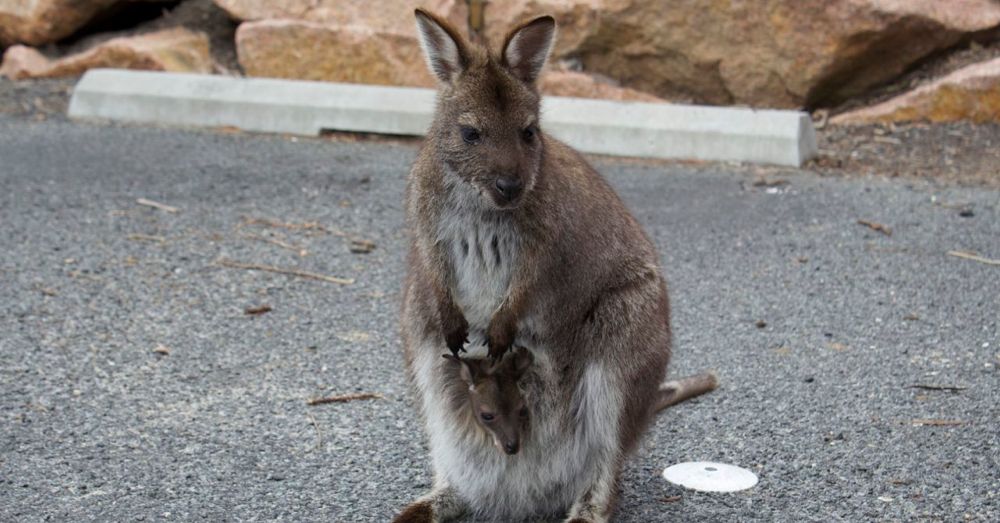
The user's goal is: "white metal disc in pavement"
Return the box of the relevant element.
[662,462,758,492]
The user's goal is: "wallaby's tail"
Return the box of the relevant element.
[654,371,719,412]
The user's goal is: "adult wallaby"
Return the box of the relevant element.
[398,8,710,522]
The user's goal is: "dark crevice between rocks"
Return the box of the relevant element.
[61,1,184,48]
[811,24,1000,114]
[804,17,963,111]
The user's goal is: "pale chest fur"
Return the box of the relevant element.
[436,207,519,338]
[408,341,620,519]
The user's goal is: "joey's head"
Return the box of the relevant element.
[444,347,534,455]
[414,9,556,210]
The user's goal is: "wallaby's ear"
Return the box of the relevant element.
[510,347,534,378]
[414,8,469,84]
[502,16,556,84]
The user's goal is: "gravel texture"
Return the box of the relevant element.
[0,114,998,522]
[813,120,1000,187]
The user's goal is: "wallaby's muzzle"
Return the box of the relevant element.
[494,176,523,202]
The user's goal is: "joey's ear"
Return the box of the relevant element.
[502,15,556,84]
[510,347,534,378]
[445,354,477,385]
[414,8,469,83]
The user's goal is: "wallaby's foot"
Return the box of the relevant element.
[485,311,516,360]
[393,501,435,523]
[655,371,719,411]
[393,485,467,523]
[564,510,609,523]
[565,463,616,523]
[565,504,610,523]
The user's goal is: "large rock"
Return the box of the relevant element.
[214,0,467,32]
[0,27,213,79]
[831,57,1000,124]
[0,0,170,47]
[540,70,663,102]
[236,19,435,87]
[482,0,1000,108]
[225,1,467,88]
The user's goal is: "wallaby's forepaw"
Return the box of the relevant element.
[392,501,435,523]
[442,310,469,357]
[444,328,469,357]
[486,312,516,360]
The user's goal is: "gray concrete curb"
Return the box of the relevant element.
[69,69,817,166]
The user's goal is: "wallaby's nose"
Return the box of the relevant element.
[503,441,519,455]
[495,176,523,202]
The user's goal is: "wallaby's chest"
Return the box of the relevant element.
[436,211,519,333]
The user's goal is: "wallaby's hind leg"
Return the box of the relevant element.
[392,484,467,523]
[564,458,620,523]
[655,372,719,412]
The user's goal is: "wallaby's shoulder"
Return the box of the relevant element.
[404,146,447,232]
[533,134,655,252]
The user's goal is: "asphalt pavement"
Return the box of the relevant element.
[1,116,997,522]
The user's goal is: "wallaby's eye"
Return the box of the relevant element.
[518,407,529,419]
[460,126,481,144]
[480,412,495,422]
[521,126,536,142]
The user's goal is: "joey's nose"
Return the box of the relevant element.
[503,442,519,455]
[494,176,523,201]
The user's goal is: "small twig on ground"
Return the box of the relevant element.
[136,198,179,213]
[306,412,323,451]
[873,136,903,146]
[908,384,966,392]
[36,285,58,297]
[909,419,963,427]
[858,219,892,236]
[349,238,377,254]
[241,216,345,236]
[152,344,171,356]
[127,233,166,243]
[307,392,384,406]
[947,250,1000,266]
[931,199,970,210]
[659,495,682,503]
[241,233,308,256]
[244,305,273,315]
[752,178,789,188]
[216,258,353,285]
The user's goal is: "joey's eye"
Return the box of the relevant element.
[460,126,481,144]
[519,407,529,419]
[480,412,495,422]
[521,126,536,142]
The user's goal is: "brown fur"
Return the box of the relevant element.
[397,9,701,523]
[392,501,434,523]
